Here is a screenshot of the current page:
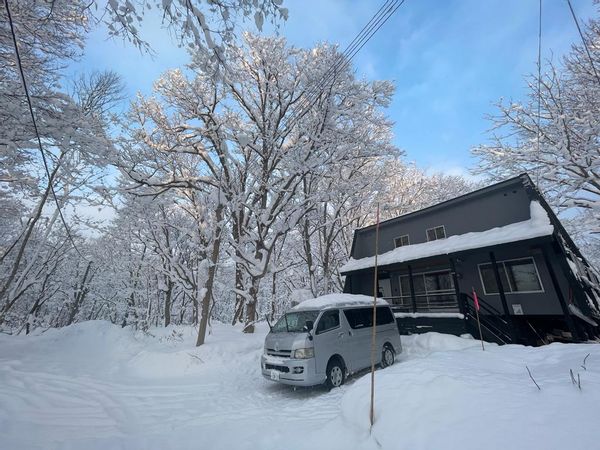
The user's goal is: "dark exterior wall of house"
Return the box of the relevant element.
[345,240,572,317]
[347,271,375,297]
[456,243,565,316]
[344,175,585,319]
[352,181,532,259]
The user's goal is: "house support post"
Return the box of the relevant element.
[489,251,518,342]
[408,265,417,313]
[540,246,582,342]
[449,257,464,316]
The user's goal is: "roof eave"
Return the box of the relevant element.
[340,234,554,275]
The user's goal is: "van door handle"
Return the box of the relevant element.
[337,332,344,338]
[348,331,353,337]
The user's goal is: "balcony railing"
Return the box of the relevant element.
[385,293,460,313]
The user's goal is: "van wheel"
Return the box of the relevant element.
[326,359,345,389]
[381,345,395,368]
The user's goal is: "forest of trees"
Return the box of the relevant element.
[1,1,598,345]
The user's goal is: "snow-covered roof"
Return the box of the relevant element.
[341,201,554,274]
[291,293,388,311]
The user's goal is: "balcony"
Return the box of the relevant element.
[385,293,460,313]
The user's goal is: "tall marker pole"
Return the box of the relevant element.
[370,203,380,429]
[472,287,485,351]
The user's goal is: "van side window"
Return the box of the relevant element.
[343,308,373,329]
[316,310,340,334]
[375,307,394,325]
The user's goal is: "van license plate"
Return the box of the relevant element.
[270,370,280,381]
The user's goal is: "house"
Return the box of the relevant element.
[340,174,600,345]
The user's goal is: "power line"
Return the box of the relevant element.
[535,0,542,187]
[286,0,399,124]
[566,0,600,84]
[283,0,406,134]
[197,0,405,153]
[4,0,82,257]
[186,0,406,156]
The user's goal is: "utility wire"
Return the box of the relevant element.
[566,0,600,84]
[188,0,405,154]
[535,0,542,187]
[286,0,398,124]
[283,0,405,134]
[4,0,82,257]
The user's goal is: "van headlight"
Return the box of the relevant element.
[293,348,314,359]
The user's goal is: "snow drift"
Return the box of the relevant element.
[1,321,599,450]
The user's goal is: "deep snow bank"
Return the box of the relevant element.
[1,321,599,450]
[0,320,267,380]
[314,333,600,450]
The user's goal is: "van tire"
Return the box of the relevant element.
[326,358,345,389]
[381,345,395,368]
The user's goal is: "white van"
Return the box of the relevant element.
[261,294,402,388]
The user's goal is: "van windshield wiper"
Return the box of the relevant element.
[284,314,290,332]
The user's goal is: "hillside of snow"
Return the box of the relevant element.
[1,321,599,449]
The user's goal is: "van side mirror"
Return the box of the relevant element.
[303,320,314,332]
[303,320,314,341]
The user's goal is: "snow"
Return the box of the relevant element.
[292,293,388,311]
[568,304,598,327]
[1,322,600,450]
[341,201,554,273]
[324,334,600,450]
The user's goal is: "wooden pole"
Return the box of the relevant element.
[370,203,380,429]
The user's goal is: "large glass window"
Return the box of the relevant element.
[378,278,392,298]
[424,271,453,292]
[478,257,543,295]
[426,225,446,241]
[396,270,457,311]
[272,310,319,333]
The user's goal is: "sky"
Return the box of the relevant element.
[68,0,598,179]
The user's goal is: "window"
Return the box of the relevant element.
[378,278,392,298]
[424,271,453,292]
[426,225,446,241]
[343,308,373,329]
[316,310,340,334]
[375,307,394,325]
[343,307,393,328]
[396,270,457,311]
[478,257,543,295]
[394,234,410,248]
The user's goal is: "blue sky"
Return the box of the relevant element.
[68,0,597,177]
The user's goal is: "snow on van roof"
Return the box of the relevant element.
[340,201,554,274]
[291,293,388,311]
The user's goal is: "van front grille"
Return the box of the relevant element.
[265,364,290,373]
[266,349,292,357]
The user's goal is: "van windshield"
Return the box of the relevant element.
[272,310,319,333]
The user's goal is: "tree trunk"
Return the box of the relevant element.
[231,214,246,325]
[196,204,224,346]
[66,261,93,326]
[270,271,277,322]
[302,218,317,297]
[164,279,173,327]
[244,277,261,334]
